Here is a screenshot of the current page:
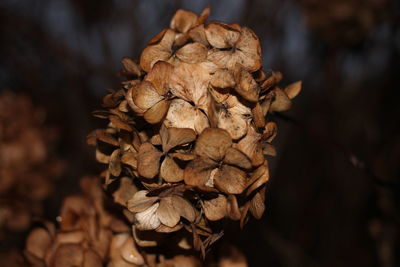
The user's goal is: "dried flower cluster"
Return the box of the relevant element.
[297,0,391,45]
[89,7,301,257]
[24,177,142,267]
[0,91,64,236]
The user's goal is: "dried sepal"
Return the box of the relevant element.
[137,143,162,179]
[194,128,232,161]
[127,190,158,213]
[203,194,227,221]
[214,165,247,194]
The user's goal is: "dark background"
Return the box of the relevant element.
[1,0,399,266]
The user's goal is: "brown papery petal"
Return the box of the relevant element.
[145,61,174,95]
[261,142,276,156]
[121,152,137,169]
[26,228,52,259]
[188,24,209,46]
[223,147,252,169]
[120,236,145,265]
[95,149,110,164]
[95,129,119,146]
[143,99,170,124]
[198,7,211,24]
[209,87,230,103]
[205,22,240,48]
[183,157,216,187]
[121,57,141,77]
[140,29,175,72]
[250,188,266,219]
[246,163,269,196]
[227,195,241,220]
[171,195,196,222]
[262,121,277,142]
[160,125,196,152]
[217,108,249,140]
[113,177,138,207]
[109,115,133,132]
[164,99,210,134]
[170,9,198,33]
[135,203,161,230]
[109,149,121,177]
[157,197,180,227]
[156,223,183,233]
[203,194,227,221]
[176,43,208,63]
[214,165,247,194]
[160,156,184,183]
[52,244,84,267]
[132,81,163,110]
[235,68,260,102]
[127,190,158,213]
[236,125,261,160]
[252,102,266,129]
[194,128,232,161]
[270,88,292,112]
[210,69,235,88]
[235,27,262,72]
[83,249,102,267]
[284,81,302,99]
[137,142,162,179]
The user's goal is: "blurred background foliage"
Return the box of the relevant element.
[0,0,399,266]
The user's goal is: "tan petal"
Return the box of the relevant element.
[127,190,158,213]
[170,151,196,161]
[188,24,209,46]
[157,197,180,227]
[132,81,163,110]
[95,149,110,164]
[169,62,210,109]
[251,102,265,129]
[171,195,196,222]
[235,27,262,72]
[26,228,52,259]
[170,9,198,33]
[223,147,252,169]
[83,249,102,267]
[52,244,84,267]
[234,68,259,102]
[205,22,240,48]
[261,70,283,91]
[236,125,261,161]
[183,157,216,187]
[94,129,119,146]
[198,7,211,24]
[176,43,208,63]
[160,125,196,152]
[214,165,247,194]
[262,121,277,142]
[121,57,141,77]
[120,236,145,265]
[209,87,230,103]
[207,49,238,71]
[284,81,302,99]
[164,99,210,134]
[126,86,146,115]
[246,163,269,196]
[109,115,133,132]
[250,189,266,219]
[194,128,232,161]
[121,152,137,169]
[203,194,227,221]
[135,203,161,230]
[217,108,249,140]
[156,223,183,233]
[210,69,235,88]
[109,149,121,177]
[270,88,292,112]
[160,156,184,183]
[113,177,138,207]
[140,29,175,72]
[240,202,251,229]
[143,99,170,124]
[226,195,241,220]
[137,142,162,179]
[145,61,174,95]
[261,142,276,156]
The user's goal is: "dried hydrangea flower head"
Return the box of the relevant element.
[0,91,64,236]
[24,177,140,267]
[89,7,301,259]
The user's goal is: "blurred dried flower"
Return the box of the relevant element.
[89,7,301,260]
[0,91,64,236]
